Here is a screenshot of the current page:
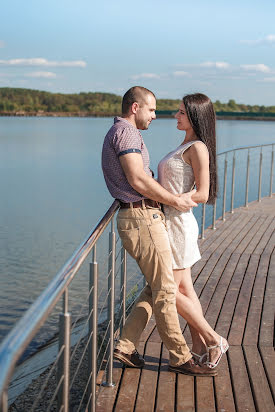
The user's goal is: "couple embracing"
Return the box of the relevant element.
[101,86,228,376]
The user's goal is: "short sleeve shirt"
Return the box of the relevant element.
[102,117,152,202]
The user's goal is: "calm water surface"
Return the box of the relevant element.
[0,117,274,348]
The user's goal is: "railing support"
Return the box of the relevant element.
[222,156,228,221]
[245,150,250,207]
[201,204,206,239]
[231,152,236,213]
[0,390,8,412]
[212,199,217,230]
[104,218,116,387]
[57,290,71,412]
[270,145,274,197]
[88,246,98,412]
[258,150,263,202]
[120,247,127,333]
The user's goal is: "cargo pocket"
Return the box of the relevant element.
[148,222,171,253]
[118,227,140,260]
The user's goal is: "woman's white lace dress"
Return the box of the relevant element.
[158,141,202,269]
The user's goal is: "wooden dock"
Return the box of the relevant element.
[96,196,275,412]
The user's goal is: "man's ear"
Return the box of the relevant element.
[131,102,139,114]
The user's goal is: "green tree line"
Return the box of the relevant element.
[0,88,275,115]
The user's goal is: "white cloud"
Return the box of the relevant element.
[240,64,271,73]
[241,34,275,45]
[0,41,5,48]
[200,61,230,69]
[176,61,230,70]
[261,77,275,82]
[173,71,189,77]
[25,71,57,79]
[130,73,161,80]
[0,58,86,67]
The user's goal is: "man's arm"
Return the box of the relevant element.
[119,153,197,211]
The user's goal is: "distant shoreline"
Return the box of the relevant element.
[1,111,275,121]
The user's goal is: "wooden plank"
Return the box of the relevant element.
[199,212,244,255]
[193,215,255,299]
[191,213,253,287]
[204,253,240,329]
[244,215,274,254]
[176,375,195,412]
[135,342,161,412]
[199,214,253,260]
[215,253,250,339]
[243,346,275,412]
[196,376,215,412]
[114,367,140,412]
[183,250,236,344]
[254,220,275,255]
[155,346,176,412]
[96,360,123,412]
[228,346,256,412]
[259,346,275,400]
[261,230,275,256]
[259,250,275,346]
[197,249,235,313]
[226,215,260,254]
[192,256,210,284]
[214,353,236,412]
[243,253,270,346]
[234,216,269,254]
[114,316,159,411]
[228,254,260,345]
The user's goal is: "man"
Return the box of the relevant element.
[101,86,216,376]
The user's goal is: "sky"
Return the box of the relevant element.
[1,0,275,105]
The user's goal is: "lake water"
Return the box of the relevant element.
[0,117,274,349]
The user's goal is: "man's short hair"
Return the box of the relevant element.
[122,86,155,115]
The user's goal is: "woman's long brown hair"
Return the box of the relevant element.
[183,93,217,204]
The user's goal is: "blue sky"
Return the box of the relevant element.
[1,0,275,105]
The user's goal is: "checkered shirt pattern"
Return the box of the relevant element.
[102,117,152,202]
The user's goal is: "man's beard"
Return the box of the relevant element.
[136,118,149,130]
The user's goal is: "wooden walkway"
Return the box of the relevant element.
[96,197,275,412]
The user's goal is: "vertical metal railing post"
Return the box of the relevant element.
[245,149,250,207]
[88,246,98,412]
[270,144,274,197]
[0,390,8,412]
[231,152,236,213]
[258,148,263,202]
[120,247,127,333]
[104,218,116,387]
[201,204,206,239]
[57,289,71,412]
[212,199,217,230]
[222,155,228,221]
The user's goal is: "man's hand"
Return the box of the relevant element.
[174,189,198,212]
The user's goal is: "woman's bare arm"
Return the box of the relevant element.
[185,142,210,204]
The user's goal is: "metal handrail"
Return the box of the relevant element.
[198,142,274,236]
[217,142,273,156]
[0,200,119,402]
[0,141,274,410]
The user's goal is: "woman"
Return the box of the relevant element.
[158,93,228,368]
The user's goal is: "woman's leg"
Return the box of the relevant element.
[173,267,228,365]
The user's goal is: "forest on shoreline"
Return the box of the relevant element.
[1,87,275,116]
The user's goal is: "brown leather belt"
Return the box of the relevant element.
[119,199,161,209]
